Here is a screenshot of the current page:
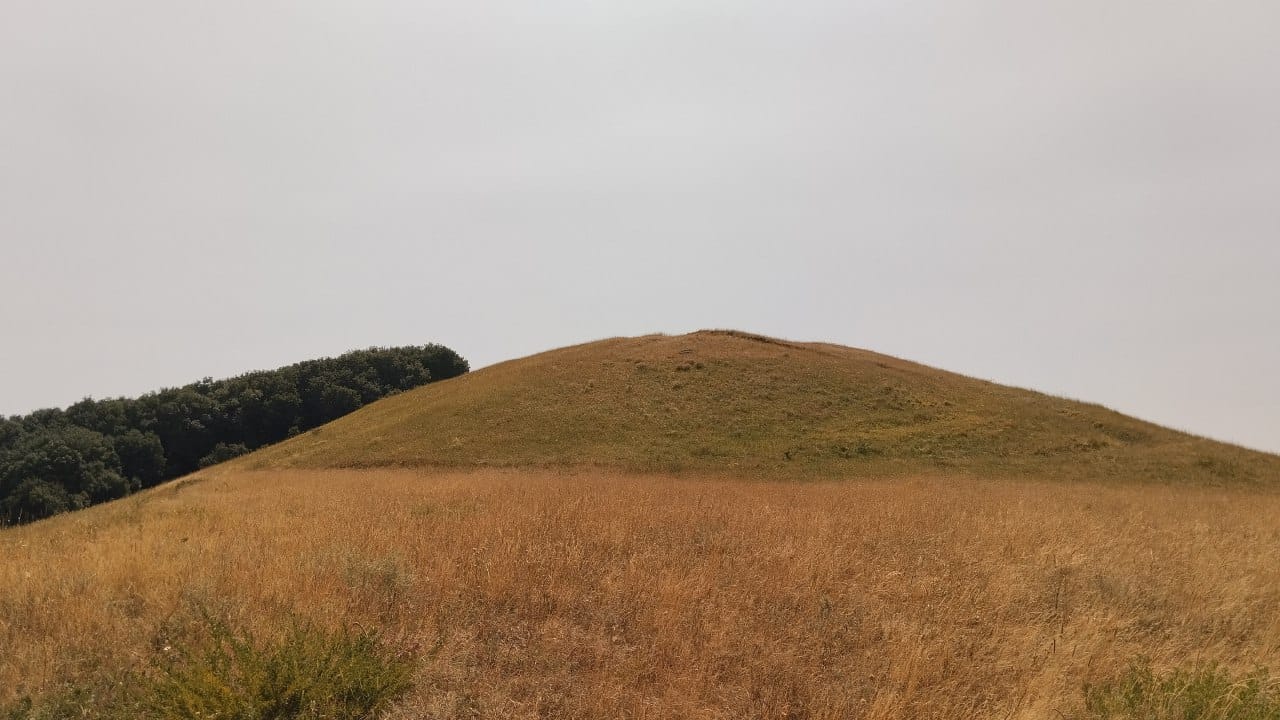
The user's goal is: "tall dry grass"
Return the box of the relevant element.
[2,469,1279,718]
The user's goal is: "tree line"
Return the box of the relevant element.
[0,345,468,525]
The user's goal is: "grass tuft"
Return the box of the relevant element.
[1081,660,1280,720]
[139,617,413,720]
[3,616,413,720]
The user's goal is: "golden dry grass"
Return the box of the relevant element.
[4,468,1279,719]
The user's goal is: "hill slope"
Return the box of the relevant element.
[6,331,1280,719]
[246,331,1279,483]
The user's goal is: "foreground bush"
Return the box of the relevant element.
[1081,661,1280,720]
[4,619,413,720]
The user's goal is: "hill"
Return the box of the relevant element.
[247,330,1280,483]
[5,331,1280,719]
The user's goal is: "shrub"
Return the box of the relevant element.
[137,618,414,720]
[2,618,414,720]
[198,442,251,468]
[1080,660,1280,720]
[2,689,97,720]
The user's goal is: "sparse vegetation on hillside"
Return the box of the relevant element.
[0,345,467,525]
[2,469,1278,718]
[248,331,1280,484]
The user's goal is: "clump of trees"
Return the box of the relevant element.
[0,345,468,525]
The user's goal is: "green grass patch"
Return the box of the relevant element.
[4,617,413,720]
[1080,660,1280,720]
[245,330,1280,485]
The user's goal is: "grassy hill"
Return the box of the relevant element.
[247,330,1280,483]
[5,331,1280,719]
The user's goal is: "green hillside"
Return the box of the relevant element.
[246,330,1280,483]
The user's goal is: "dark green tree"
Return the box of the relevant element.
[113,429,167,487]
[0,426,133,523]
[0,343,468,525]
[199,442,251,468]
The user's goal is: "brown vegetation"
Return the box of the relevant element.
[4,468,1279,718]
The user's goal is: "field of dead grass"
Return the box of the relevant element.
[3,468,1279,718]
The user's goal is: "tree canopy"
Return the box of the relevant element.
[0,344,468,525]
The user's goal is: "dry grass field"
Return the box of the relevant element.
[4,468,1279,718]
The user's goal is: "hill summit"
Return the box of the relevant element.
[247,330,1279,483]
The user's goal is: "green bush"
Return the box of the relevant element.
[198,442,251,468]
[1081,660,1280,720]
[2,686,105,720]
[2,619,414,720]
[138,619,413,719]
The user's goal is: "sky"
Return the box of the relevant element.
[1,0,1277,454]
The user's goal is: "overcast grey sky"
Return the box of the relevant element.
[1,1,1277,453]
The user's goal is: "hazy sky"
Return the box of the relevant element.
[2,1,1277,453]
